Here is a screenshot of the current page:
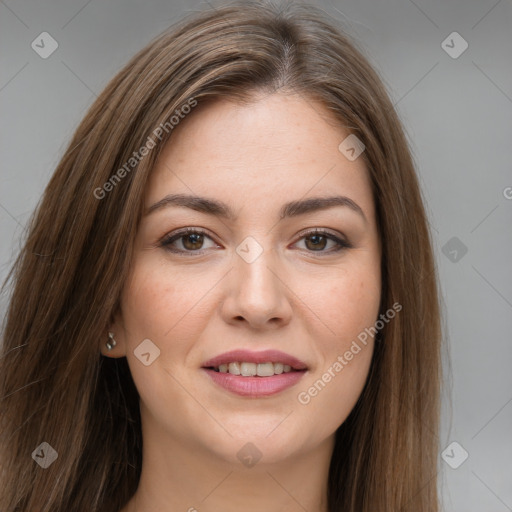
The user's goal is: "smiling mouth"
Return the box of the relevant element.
[206,361,302,377]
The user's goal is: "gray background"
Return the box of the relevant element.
[1,0,511,510]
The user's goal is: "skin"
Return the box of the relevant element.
[104,92,381,512]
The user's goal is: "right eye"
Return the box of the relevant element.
[159,228,221,255]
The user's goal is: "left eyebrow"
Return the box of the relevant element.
[145,193,367,224]
[280,195,367,224]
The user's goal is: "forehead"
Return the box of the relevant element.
[147,93,374,219]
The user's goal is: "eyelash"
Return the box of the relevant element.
[158,227,352,256]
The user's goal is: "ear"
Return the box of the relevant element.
[99,310,128,358]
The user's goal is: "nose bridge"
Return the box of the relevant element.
[235,234,280,299]
[224,234,292,327]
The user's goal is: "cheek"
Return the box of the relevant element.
[297,342,373,440]
[293,262,380,428]
[314,272,379,384]
[120,260,212,342]
[295,260,381,341]
[118,262,211,413]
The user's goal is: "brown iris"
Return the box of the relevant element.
[304,234,327,251]
[182,233,205,250]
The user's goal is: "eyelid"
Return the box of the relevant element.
[294,227,348,243]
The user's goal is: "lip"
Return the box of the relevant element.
[202,368,307,397]
[201,349,308,371]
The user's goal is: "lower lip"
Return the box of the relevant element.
[202,368,306,397]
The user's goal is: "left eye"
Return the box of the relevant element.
[295,230,348,252]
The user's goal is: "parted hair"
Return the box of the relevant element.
[0,1,442,510]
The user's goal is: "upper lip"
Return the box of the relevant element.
[202,349,308,371]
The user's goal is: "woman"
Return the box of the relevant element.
[0,1,442,511]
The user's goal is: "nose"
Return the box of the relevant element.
[220,245,293,330]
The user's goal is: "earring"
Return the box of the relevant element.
[106,331,117,351]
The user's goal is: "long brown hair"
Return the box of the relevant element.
[0,1,442,510]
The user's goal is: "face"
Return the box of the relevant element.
[106,92,381,466]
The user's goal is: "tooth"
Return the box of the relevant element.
[257,362,274,377]
[240,362,257,376]
[228,362,241,375]
[215,361,296,376]
[273,363,284,374]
